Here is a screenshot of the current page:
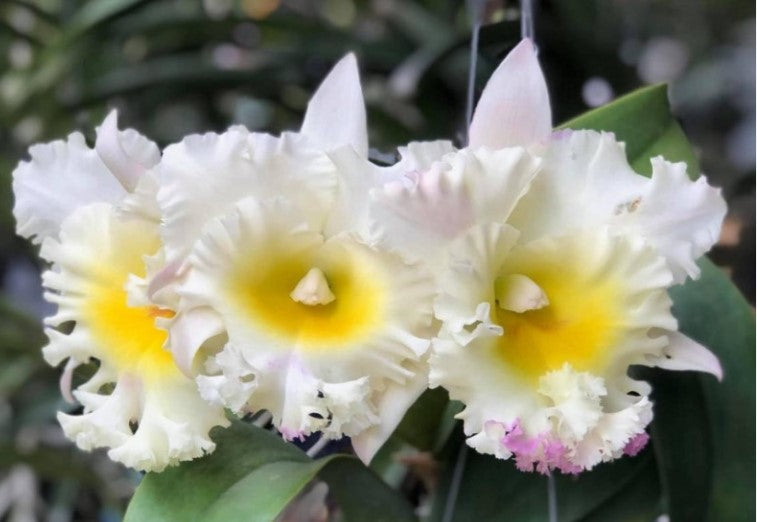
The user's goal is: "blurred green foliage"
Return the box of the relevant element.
[0,0,752,520]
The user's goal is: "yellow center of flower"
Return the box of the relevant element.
[81,220,175,380]
[492,238,623,382]
[228,238,385,351]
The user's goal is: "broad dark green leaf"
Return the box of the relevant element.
[394,387,450,451]
[559,83,700,176]
[669,259,755,521]
[429,443,659,522]
[125,422,416,522]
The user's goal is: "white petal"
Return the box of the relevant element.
[538,364,606,442]
[119,170,162,222]
[509,130,643,241]
[12,133,127,243]
[95,110,160,191]
[301,53,368,158]
[167,305,227,376]
[433,223,519,345]
[572,397,653,470]
[351,360,429,464]
[372,147,539,264]
[394,140,456,172]
[182,197,434,442]
[42,203,228,472]
[430,230,682,473]
[648,331,723,381]
[468,39,552,149]
[509,130,726,282]
[157,129,336,260]
[621,157,726,282]
[324,146,393,239]
[466,421,512,459]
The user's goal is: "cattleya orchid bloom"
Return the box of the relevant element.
[155,54,435,463]
[369,39,726,473]
[12,113,228,472]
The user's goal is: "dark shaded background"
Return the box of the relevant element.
[0,1,752,520]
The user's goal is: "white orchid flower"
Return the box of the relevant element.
[12,114,228,472]
[158,55,435,464]
[374,39,726,473]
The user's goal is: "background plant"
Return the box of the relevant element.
[0,1,753,520]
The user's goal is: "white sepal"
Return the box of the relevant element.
[301,53,368,158]
[469,39,552,149]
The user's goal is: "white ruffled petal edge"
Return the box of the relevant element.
[179,197,434,445]
[13,112,160,244]
[429,223,720,473]
[157,128,336,260]
[461,364,653,474]
[13,133,126,244]
[41,203,228,472]
[350,359,430,464]
[371,147,539,265]
[509,130,726,284]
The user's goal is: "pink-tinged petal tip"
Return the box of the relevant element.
[469,38,552,150]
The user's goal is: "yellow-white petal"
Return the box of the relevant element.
[179,197,435,442]
[430,226,679,473]
[41,203,228,472]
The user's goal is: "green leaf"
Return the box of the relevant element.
[394,387,449,450]
[559,83,700,177]
[429,442,660,522]
[669,259,755,521]
[125,422,416,522]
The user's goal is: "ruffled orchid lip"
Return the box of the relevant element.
[40,203,228,472]
[480,416,650,475]
[181,196,435,457]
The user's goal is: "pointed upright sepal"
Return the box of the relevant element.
[301,53,369,158]
[95,110,160,192]
[468,38,552,149]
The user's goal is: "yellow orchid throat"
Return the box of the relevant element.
[80,219,176,380]
[492,236,624,382]
[227,237,386,350]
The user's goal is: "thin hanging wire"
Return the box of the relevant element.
[441,444,468,522]
[465,0,487,140]
[548,471,558,522]
[446,2,483,512]
[521,0,535,40]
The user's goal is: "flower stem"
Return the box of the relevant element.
[306,435,329,458]
[253,411,272,428]
[548,472,558,522]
